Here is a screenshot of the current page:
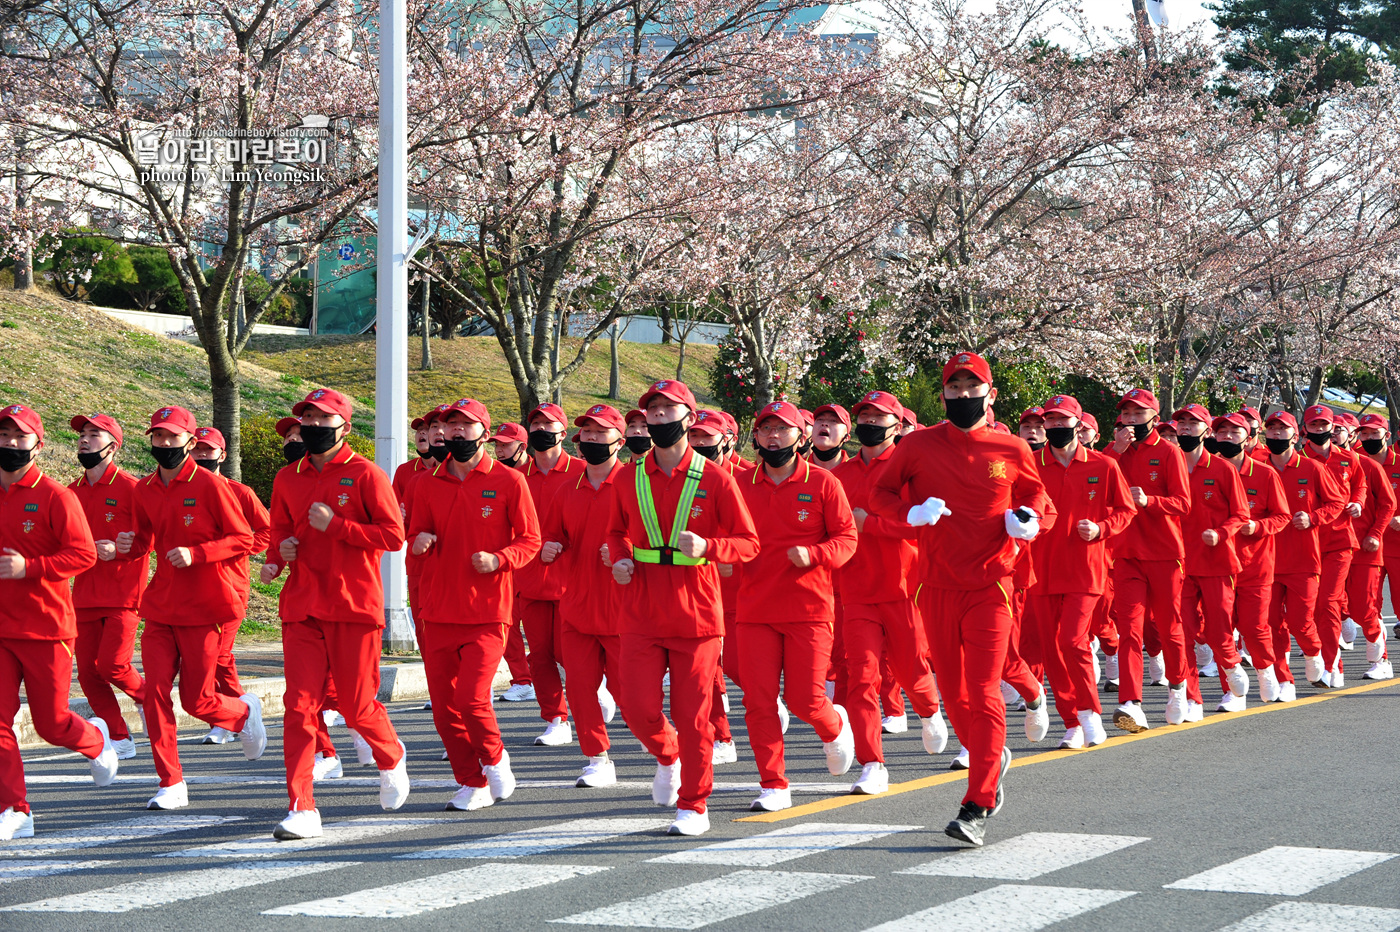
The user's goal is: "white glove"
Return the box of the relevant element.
[1005,507,1040,541]
[907,497,953,527]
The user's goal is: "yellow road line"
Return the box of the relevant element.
[736,676,1399,823]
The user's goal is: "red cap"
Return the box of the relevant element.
[690,409,727,438]
[799,408,814,427]
[574,403,626,433]
[624,408,647,426]
[1358,413,1389,430]
[1019,406,1046,424]
[754,400,804,429]
[1336,411,1359,429]
[445,398,491,429]
[425,403,453,425]
[1211,412,1249,432]
[638,379,697,411]
[1302,404,1334,427]
[569,431,580,444]
[1172,403,1211,425]
[1117,388,1160,412]
[146,405,198,436]
[1265,410,1298,431]
[1157,420,1177,434]
[410,415,427,431]
[902,407,919,428]
[990,420,1011,435]
[942,351,993,386]
[489,422,527,444]
[1238,406,1262,424]
[1080,412,1099,432]
[293,388,353,422]
[1042,395,1082,419]
[852,390,902,419]
[193,426,226,451]
[69,412,123,446]
[0,403,44,442]
[528,403,567,427]
[275,416,301,438]
[718,410,738,435]
[813,404,850,429]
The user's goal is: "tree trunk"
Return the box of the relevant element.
[1384,366,1400,435]
[736,316,776,409]
[12,131,34,292]
[1304,365,1324,409]
[209,344,243,482]
[659,303,673,344]
[608,321,621,400]
[420,278,433,370]
[676,333,687,381]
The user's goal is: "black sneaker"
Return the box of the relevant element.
[945,803,989,846]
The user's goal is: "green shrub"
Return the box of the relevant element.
[239,414,377,504]
[45,231,137,303]
[125,246,187,315]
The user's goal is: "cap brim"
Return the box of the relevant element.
[292,400,342,418]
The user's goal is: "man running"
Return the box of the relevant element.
[1347,413,1395,679]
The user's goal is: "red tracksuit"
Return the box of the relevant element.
[709,458,750,746]
[392,456,433,638]
[410,456,540,788]
[1029,446,1135,724]
[1348,453,1394,657]
[518,454,582,723]
[606,447,759,814]
[270,444,405,811]
[1108,433,1192,702]
[870,423,1051,810]
[0,466,103,814]
[69,464,150,742]
[834,446,940,766]
[1231,458,1290,677]
[1268,451,1345,685]
[1180,452,1249,703]
[737,460,857,789]
[1377,449,1400,644]
[1305,444,1364,676]
[213,477,270,700]
[545,464,624,759]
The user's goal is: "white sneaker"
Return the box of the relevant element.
[441,749,450,761]
[1184,700,1204,722]
[535,717,573,747]
[1058,725,1085,749]
[499,683,536,702]
[322,709,344,727]
[881,713,908,734]
[111,737,137,760]
[379,740,410,810]
[668,808,710,836]
[1257,666,1281,702]
[598,682,617,724]
[312,753,344,781]
[1304,654,1326,686]
[1367,634,1387,663]
[721,692,730,714]
[825,680,836,699]
[950,747,970,770]
[484,749,516,800]
[776,698,790,735]
[662,671,671,688]
[274,808,323,839]
[1365,659,1394,680]
[711,741,738,765]
[1331,666,1345,688]
[1216,691,1246,712]
[1200,660,1219,679]
[1342,618,1361,650]
[147,781,189,810]
[238,693,267,760]
[86,718,118,787]
[1194,642,1213,670]
[445,785,493,811]
[1092,650,1102,686]
[1105,653,1120,684]
[652,760,680,807]
[1113,702,1149,733]
[851,762,888,795]
[1077,711,1108,747]
[1148,653,1168,686]
[350,729,375,765]
[422,700,433,711]
[1024,689,1049,742]
[202,726,236,745]
[999,680,1020,707]
[1225,664,1250,698]
[1277,681,1298,702]
[0,807,33,840]
[921,713,949,754]
[1164,685,1187,725]
[823,705,856,776]
[749,787,792,811]
[576,754,616,788]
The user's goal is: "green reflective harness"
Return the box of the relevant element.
[633,452,708,566]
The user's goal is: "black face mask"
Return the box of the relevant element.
[150,445,187,470]
[1216,440,1243,459]
[1027,439,1046,451]
[1045,426,1076,449]
[0,446,35,473]
[758,443,797,469]
[77,443,114,470]
[625,436,653,456]
[647,419,687,449]
[944,395,986,430]
[854,423,893,447]
[528,429,561,452]
[1131,422,1153,442]
[813,445,843,462]
[1203,436,1220,454]
[1266,437,1294,455]
[577,440,618,465]
[300,424,340,455]
[193,457,221,473]
[428,442,449,462]
[1362,438,1386,455]
[418,448,435,461]
[447,437,480,462]
[798,440,813,457]
[499,448,525,468]
[282,441,307,463]
[1177,434,1203,453]
[691,444,721,462]
[1306,431,1332,448]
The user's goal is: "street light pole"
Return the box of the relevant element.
[376,0,415,652]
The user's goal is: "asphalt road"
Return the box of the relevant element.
[5,647,1400,932]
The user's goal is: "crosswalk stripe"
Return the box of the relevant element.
[400,818,671,860]
[0,861,112,884]
[1164,847,1398,895]
[647,822,919,867]
[1214,902,1400,932]
[861,883,1136,932]
[0,860,348,913]
[551,869,871,929]
[897,832,1149,880]
[263,862,609,918]
[0,815,245,859]
[161,816,443,859]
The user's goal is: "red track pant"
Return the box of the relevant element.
[843,601,939,764]
[1270,573,1322,684]
[422,622,506,788]
[1383,557,1400,636]
[1232,582,1276,674]
[504,619,531,685]
[828,601,848,708]
[0,637,104,814]
[917,581,1013,810]
[738,622,842,789]
[1029,593,1101,725]
[563,626,626,759]
[213,617,242,700]
[520,598,567,721]
[1113,558,1187,702]
[283,618,402,810]
[1001,589,1043,703]
[408,576,424,649]
[76,611,146,741]
[881,656,904,717]
[1317,550,1353,674]
[141,621,249,788]
[1181,575,1239,703]
[1095,576,1120,655]
[317,677,340,758]
[708,616,739,745]
[1348,562,1386,657]
[619,633,719,814]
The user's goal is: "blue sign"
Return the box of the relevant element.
[337,243,356,261]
